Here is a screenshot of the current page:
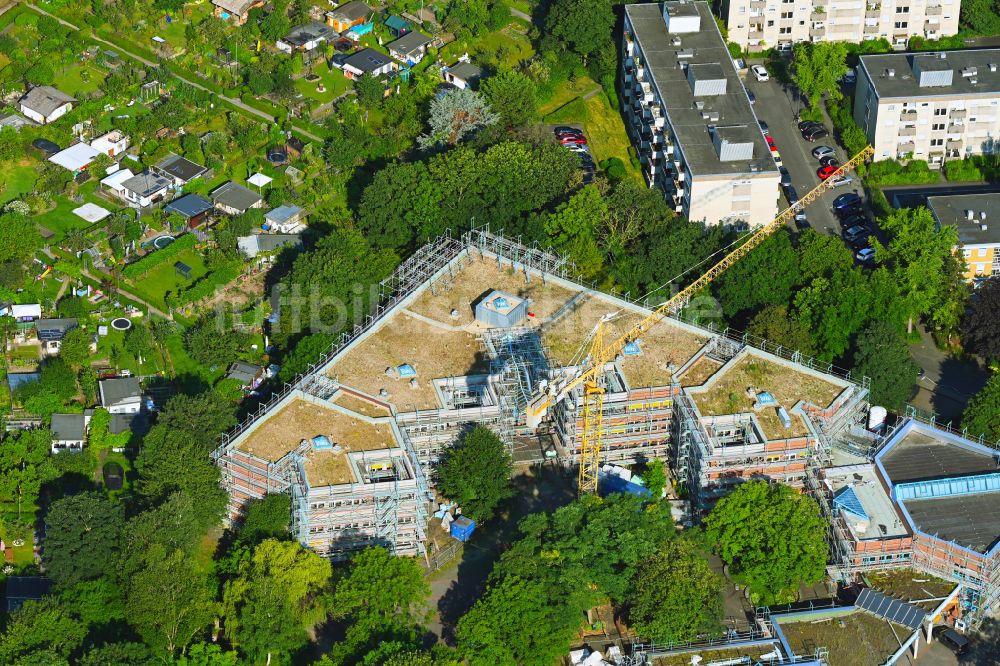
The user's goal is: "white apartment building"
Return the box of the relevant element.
[855,50,1000,166]
[724,0,959,51]
[623,1,780,227]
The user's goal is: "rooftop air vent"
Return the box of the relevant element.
[962,66,978,78]
[966,209,975,220]
[671,36,682,46]
[886,68,895,78]
[939,52,947,59]
[982,223,989,231]
[694,100,706,110]
[981,211,987,221]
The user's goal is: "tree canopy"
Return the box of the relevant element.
[704,481,827,605]
[436,426,514,523]
[962,276,1000,361]
[963,373,1000,443]
[852,320,917,410]
[43,492,124,588]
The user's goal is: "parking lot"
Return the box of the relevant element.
[743,71,864,237]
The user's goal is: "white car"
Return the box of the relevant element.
[751,65,769,82]
[832,175,854,187]
[812,145,836,160]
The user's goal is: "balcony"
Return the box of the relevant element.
[810,25,827,37]
[865,9,880,18]
[897,140,916,154]
[926,4,942,15]
[900,108,918,118]
[864,23,880,33]
[898,126,917,136]
[947,139,963,150]
[951,109,967,119]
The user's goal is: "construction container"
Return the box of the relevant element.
[450,516,475,542]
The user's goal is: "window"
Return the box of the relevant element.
[979,248,988,257]
[767,19,775,25]
[894,20,908,28]
[934,108,947,116]
[781,10,793,17]
[896,5,909,11]
[930,138,944,146]
[779,26,792,33]
[932,123,945,130]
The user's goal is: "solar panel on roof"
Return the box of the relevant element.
[854,588,927,630]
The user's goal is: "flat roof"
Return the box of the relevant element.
[49,143,99,171]
[904,493,1000,554]
[879,422,999,484]
[927,193,1000,246]
[234,394,396,486]
[823,465,908,540]
[859,49,1000,99]
[624,1,775,177]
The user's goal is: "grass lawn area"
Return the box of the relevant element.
[538,76,602,116]
[95,326,166,376]
[0,524,35,568]
[125,246,209,310]
[441,25,534,69]
[34,180,122,240]
[0,158,39,206]
[51,61,106,97]
[540,78,641,181]
[296,60,353,105]
[99,450,134,500]
[162,329,224,385]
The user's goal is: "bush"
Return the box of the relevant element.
[944,158,985,182]
[828,97,870,157]
[865,159,939,186]
[603,157,627,182]
[543,96,588,124]
[171,261,242,305]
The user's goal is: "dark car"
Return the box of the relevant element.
[833,192,863,211]
[848,234,872,250]
[778,167,792,187]
[759,120,770,136]
[819,155,840,169]
[797,120,822,132]
[843,225,869,243]
[31,138,61,155]
[802,126,829,141]
[794,212,810,230]
[555,127,584,137]
[783,184,799,207]
[934,627,970,656]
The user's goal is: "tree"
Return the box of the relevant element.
[746,305,816,356]
[124,546,217,658]
[962,276,1000,361]
[55,295,87,319]
[279,331,334,382]
[39,356,77,400]
[237,494,292,546]
[0,428,58,524]
[329,547,430,661]
[0,211,40,265]
[184,319,248,368]
[57,327,91,370]
[876,206,961,333]
[961,0,1000,34]
[640,459,667,499]
[797,229,854,281]
[436,427,514,523]
[628,538,724,643]
[355,73,385,108]
[716,228,800,320]
[704,481,827,605]
[544,185,606,279]
[0,598,87,664]
[545,0,614,65]
[78,642,158,666]
[963,373,1000,443]
[173,643,241,666]
[418,88,499,149]
[481,69,538,127]
[43,492,124,588]
[791,42,849,108]
[60,578,127,627]
[852,320,917,410]
[223,539,332,663]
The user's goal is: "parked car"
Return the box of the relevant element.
[783,183,799,206]
[855,247,876,265]
[560,136,587,145]
[819,155,840,169]
[843,68,857,85]
[832,175,854,187]
[751,64,769,81]
[843,225,869,243]
[848,233,872,250]
[794,212,810,230]
[840,213,868,229]
[554,126,582,136]
[798,120,822,132]
[817,165,838,180]
[747,89,756,104]
[833,192,862,211]
[759,120,769,136]
[778,166,792,187]
[813,146,836,160]
[934,627,970,657]
[802,126,829,141]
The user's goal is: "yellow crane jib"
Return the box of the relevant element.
[526,145,874,495]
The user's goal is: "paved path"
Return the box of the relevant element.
[508,6,531,21]
[25,2,322,142]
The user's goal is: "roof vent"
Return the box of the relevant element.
[677,48,695,59]
[671,36,682,46]
[962,66,978,78]
[982,223,989,231]
[971,78,978,85]
[966,209,975,220]
[939,52,947,59]
[694,100,705,110]
[981,210,987,221]
[886,68,895,78]
[991,63,999,72]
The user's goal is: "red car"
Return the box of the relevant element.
[817,165,838,180]
[560,136,587,145]
[766,136,777,152]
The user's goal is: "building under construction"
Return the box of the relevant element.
[213,229,882,562]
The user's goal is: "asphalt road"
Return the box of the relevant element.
[742,72,863,237]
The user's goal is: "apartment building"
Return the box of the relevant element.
[622,1,780,227]
[855,49,1000,165]
[927,193,1000,282]
[724,0,959,52]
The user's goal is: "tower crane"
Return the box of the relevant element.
[526,145,875,495]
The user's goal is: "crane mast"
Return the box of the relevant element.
[527,145,875,495]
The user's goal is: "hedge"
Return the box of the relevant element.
[122,234,198,279]
[865,159,939,186]
[172,262,242,305]
[944,159,985,182]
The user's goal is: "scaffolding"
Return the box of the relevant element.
[481,327,550,450]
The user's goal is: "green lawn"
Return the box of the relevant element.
[125,246,209,310]
[95,325,166,376]
[34,180,120,240]
[0,524,35,568]
[0,158,38,206]
[51,61,106,97]
[295,60,353,105]
[440,24,534,69]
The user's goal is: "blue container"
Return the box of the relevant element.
[450,516,475,542]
